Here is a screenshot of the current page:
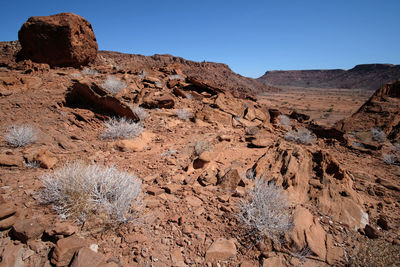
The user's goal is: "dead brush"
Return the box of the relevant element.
[40,162,144,224]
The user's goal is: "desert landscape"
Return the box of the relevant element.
[0,13,399,267]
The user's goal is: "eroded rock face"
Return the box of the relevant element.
[336,79,400,143]
[18,13,98,67]
[249,142,367,230]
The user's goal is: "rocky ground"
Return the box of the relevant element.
[0,12,399,267]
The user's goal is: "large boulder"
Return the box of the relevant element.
[18,13,98,67]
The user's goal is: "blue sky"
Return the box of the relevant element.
[1,0,399,77]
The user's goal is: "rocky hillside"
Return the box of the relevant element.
[0,12,399,267]
[258,64,400,90]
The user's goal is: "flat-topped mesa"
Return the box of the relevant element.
[258,64,400,90]
[18,13,98,67]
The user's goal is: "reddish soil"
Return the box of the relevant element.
[0,38,399,267]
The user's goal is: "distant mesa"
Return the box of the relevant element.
[258,64,400,90]
[18,12,98,67]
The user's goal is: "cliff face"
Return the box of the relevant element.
[258,64,400,90]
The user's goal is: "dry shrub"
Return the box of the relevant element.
[238,179,293,241]
[102,76,126,94]
[101,117,144,140]
[284,128,315,145]
[40,162,144,224]
[4,124,37,147]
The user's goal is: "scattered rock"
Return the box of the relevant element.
[205,238,237,262]
[18,13,98,67]
[65,79,139,120]
[11,218,45,243]
[70,247,106,267]
[26,149,58,169]
[0,243,25,267]
[0,154,23,167]
[113,131,155,152]
[142,93,175,109]
[217,168,241,191]
[46,221,79,238]
[51,236,88,266]
[0,203,19,230]
[364,224,380,239]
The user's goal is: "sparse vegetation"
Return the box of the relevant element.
[194,140,212,156]
[170,74,184,80]
[40,162,144,224]
[82,67,98,75]
[102,76,126,94]
[238,179,293,241]
[4,124,37,147]
[132,106,148,121]
[284,127,315,145]
[175,109,192,120]
[371,128,386,143]
[101,117,144,140]
[161,148,178,157]
[383,153,398,165]
[277,115,291,127]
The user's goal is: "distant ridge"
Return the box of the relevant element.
[257,64,400,90]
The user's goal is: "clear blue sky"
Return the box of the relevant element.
[1,0,399,78]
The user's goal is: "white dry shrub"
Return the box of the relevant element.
[278,115,291,127]
[101,117,144,140]
[132,106,148,121]
[138,71,147,79]
[170,74,184,80]
[238,179,293,240]
[371,128,386,143]
[194,140,212,156]
[5,124,37,147]
[161,148,178,157]
[383,154,398,165]
[40,162,144,224]
[175,109,192,120]
[102,76,126,94]
[82,67,98,75]
[284,128,315,145]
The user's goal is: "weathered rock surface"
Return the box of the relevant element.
[65,79,139,120]
[18,13,97,67]
[51,236,88,266]
[249,142,367,230]
[336,79,400,143]
[11,218,45,243]
[205,238,237,262]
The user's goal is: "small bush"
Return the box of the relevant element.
[383,153,398,165]
[82,68,98,75]
[138,71,147,79]
[194,140,212,156]
[132,106,148,121]
[277,115,291,127]
[175,109,192,120]
[238,179,293,240]
[101,117,144,140]
[170,74,184,80]
[161,148,177,157]
[5,125,37,147]
[284,128,315,145]
[102,76,126,94]
[371,128,386,143]
[40,162,143,224]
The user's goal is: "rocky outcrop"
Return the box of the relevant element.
[18,13,97,67]
[336,78,400,142]
[249,142,367,230]
[258,64,400,90]
[65,78,139,120]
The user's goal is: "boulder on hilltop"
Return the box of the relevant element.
[18,13,98,67]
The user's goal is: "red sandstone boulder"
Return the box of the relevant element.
[18,13,98,67]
